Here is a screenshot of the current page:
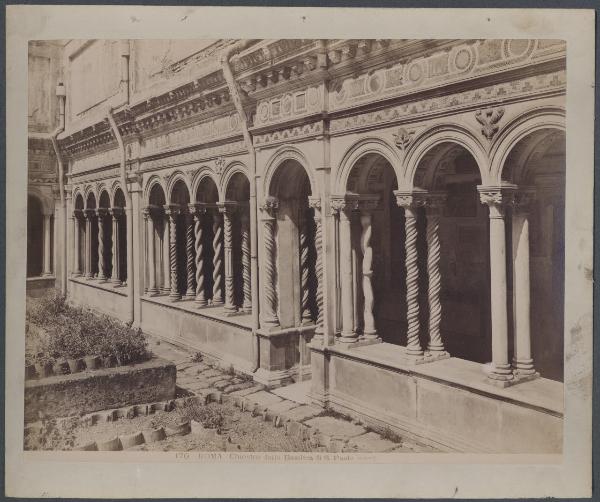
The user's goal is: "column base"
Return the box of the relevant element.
[195,298,208,308]
[241,306,252,314]
[512,358,536,375]
[169,293,182,302]
[211,300,224,307]
[486,371,539,388]
[42,272,53,277]
[147,289,160,297]
[185,290,196,300]
[424,349,451,362]
[348,336,382,348]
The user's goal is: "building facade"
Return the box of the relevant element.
[29,38,566,452]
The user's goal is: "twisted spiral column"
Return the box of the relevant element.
[260,196,279,328]
[185,211,196,299]
[161,214,171,293]
[360,207,378,339]
[425,196,445,353]
[404,207,422,355]
[191,205,207,306]
[299,208,312,325]
[241,211,252,313]
[222,204,237,313]
[212,209,224,306]
[309,198,323,342]
[165,206,181,301]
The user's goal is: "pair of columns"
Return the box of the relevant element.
[259,195,324,337]
[478,185,536,383]
[332,192,446,354]
[72,207,123,284]
[148,203,252,314]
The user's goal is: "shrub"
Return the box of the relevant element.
[25,293,149,368]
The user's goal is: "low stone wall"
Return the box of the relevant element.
[310,344,563,453]
[24,356,176,422]
[26,277,56,298]
[68,278,130,322]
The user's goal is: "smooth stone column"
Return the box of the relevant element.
[395,191,427,357]
[42,214,52,276]
[73,210,82,276]
[189,204,207,307]
[84,209,94,279]
[309,197,324,343]
[359,197,380,340]
[512,189,537,376]
[241,210,252,314]
[164,205,181,301]
[425,193,447,354]
[260,196,279,328]
[332,196,359,344]
[145,207,159,295]
[221,203,237,313]
[184,210,196,299]
[479,185,515,384]
[211,208,224,306]
[109,208,122,284]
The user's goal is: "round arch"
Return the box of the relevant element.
[73,191,85,210]
[191,167,220,203]
[263,147,317,198]
[165,171,192,205]
[28,187,54,215]
[144,175,166,205]
[489,106,566,182]
[85,189,97,209]
[404,124,490,189]
[221,161,249,201]
[98,189,111,208]
[335,137,401,194]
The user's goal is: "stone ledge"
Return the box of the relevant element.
[318,342,563,416]
[24,356,176,422]
[69,277,128,297]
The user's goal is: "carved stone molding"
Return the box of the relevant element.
[214,156,226,176]
[260,196,279,217]
[329,194,359,215]
[392,127,415,151]
[475,106,505,141]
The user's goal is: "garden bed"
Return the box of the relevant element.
[26,292,148,379]
[24,356,176,423]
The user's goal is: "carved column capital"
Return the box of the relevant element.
[330,194,359,216]
[308,195,322,211]
[188,202,208,219]
[109,207,124,218]
[478,184,516,218]
[358,195,380,214]
[95,208,108,218]
[512,188,536,214]
[163,204,181,219]
[424,192,447,216]
[394,189,428,209]
[217,201,239,214]
[83,208,96,219]
[260,196,279,218]
[73,209,83,220]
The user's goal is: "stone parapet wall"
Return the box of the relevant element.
[24,356,176,422]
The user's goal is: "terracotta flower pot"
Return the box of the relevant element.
[25,364,37,380]
[53,359,69,375]
[101,354,115,368]
[84,355,100,370]
[67,358,82,374]
[34,362,53,378]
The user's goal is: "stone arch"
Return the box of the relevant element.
[489,106,566,183]
[166,171,191,205]
[98,189,111,209]
[28,187,54,215]
[110,180,125,206]
[114,187,127,207]
[73,191,85,210]
[192,167,220,203]
[335,137,401,194]
[405,124,490,189]
[144,175,166,205]
[220,161,249,202]
[85,189,97,209]
[263,146,317,198]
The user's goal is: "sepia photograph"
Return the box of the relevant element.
[6,5,594,499]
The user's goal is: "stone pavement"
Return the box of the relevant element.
[149,336,435,453]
